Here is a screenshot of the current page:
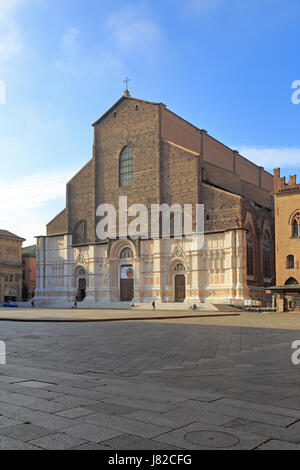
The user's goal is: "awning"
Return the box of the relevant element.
[267,285,300,291]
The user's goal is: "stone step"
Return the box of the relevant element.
[131,302,219,311]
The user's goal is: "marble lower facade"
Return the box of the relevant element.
[35,229,260,307]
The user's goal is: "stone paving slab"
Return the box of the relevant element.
[98,433,182,450]
[0,402,76,430]
[72,442,111,450]
[223,418,300,443]
[63,423,122,443]
[80,412,173,438]
[0,416,21,428]
[256,439,300,450]
[0,435,39,450]
[29,432,87,450]
[55,407,96,419]
[0,423,53,441]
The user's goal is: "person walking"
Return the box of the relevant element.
[152,301,156,311]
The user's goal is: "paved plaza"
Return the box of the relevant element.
[0,312,300,449]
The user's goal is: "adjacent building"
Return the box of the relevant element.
[22,245,36,300]
[270,169,300,311]
[35,92,275,307]
[0,230,25,303]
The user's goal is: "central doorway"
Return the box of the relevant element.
[120,265,134,302]
[175,274,186,302]
[77,278,86,301]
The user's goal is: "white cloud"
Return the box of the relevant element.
[237,146,300,170]
[0,169,76,245]
[107,7,162,53]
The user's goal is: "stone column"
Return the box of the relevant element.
[66,235,75,303]
[133,256,141,303]
[152,239,162,301]
[86,245,96,303]
[187,237,202,304]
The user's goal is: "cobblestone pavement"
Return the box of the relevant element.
[0,314,300,449]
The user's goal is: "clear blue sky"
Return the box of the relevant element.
[1,0,300,244]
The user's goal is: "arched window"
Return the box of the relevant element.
[286,255,295,269]
[119,147,133,187]
[246,230,254,276]
[285,277,299,286]
[174,263,185,272]
[120,247,133,259]
[263,231,271,279]
[292,212,300,237]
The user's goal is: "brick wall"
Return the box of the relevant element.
[67,159,95,243]
[94,98,161,239]
[201,183,242,232]
[47,209,67,236]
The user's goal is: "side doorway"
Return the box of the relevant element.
[120,266,134,302]
[175,274,186,303]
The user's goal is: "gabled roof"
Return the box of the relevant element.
[92,94,163,127]
[0,229,25,241]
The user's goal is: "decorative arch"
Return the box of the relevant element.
[72,265,88,289]
[108,240,138,300]
[290,210,300,238]
[119,146,133,187]
[288,209,300,225]
[169,257,186,273]
[72,265,88,301]
[243,210,257,280]
[110,239,137,260]
[168,257,188,303]
[120,247,134,259]
[246,228,254,276]
[263,231,271,279]
[173,263,186,272]
[285,277,299,286]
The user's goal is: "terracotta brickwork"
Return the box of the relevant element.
[47,209,67,236]
[160,140,198,217]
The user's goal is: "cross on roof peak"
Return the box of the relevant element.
[123,77,131,97]
[123,76,130,90]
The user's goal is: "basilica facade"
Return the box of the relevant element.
[35,92,275,307]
